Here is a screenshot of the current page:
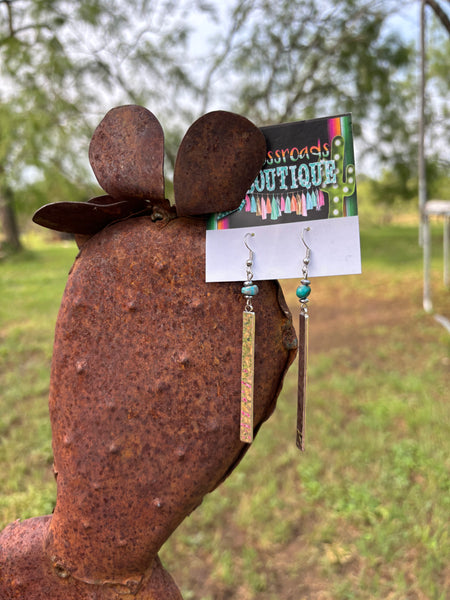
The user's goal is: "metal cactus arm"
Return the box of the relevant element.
[0,106,297,600]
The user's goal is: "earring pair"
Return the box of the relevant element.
[238,228,312,450]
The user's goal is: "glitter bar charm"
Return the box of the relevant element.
[296,311,308,451]
[240,310,255,443]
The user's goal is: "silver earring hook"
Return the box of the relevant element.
[244,232,255,261]
[301,227,311,260]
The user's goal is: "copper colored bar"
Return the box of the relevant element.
[296,312,308,451]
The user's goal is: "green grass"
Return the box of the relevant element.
[0,234,78,525]
[0,222,449,599]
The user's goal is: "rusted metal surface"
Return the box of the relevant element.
[0,516,183,599]
[33,195,152,235]
[89,105,165,202]
[45,214,296,584]
[174,110,267,217]
[0,106,297,599]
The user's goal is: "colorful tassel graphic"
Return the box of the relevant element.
[300,193,306,216]
[285,195,291,214]
[291,195,297,213]
[261,197,267,219]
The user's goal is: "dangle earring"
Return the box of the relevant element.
[296,227,312,451]
[240,233,258,444]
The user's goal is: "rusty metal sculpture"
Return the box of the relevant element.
[0,106,297,599]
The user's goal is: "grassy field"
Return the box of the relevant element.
[0,221,449,599]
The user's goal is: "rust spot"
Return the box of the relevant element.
[75,359,87,374]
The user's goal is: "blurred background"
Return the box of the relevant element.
[1,1,449,598]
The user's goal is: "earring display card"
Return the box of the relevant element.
[206,113,361,282]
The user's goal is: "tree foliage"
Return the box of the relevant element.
[198,2,413,142]
[196,0,449,204]
[0,0,214,251]
[0,0,449,251]
[425,7,450,171]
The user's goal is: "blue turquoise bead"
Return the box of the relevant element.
[296,284,311,299]
[241,284,259,296]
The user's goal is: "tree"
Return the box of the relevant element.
[425,0,450,34]
[0,0,214,252]
[194,0,450,202]
[2,0,448,254]
[198,1,412,146]
[424,3,450,172]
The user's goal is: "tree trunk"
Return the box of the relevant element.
[0,186,22,253]
[426,0,450,34]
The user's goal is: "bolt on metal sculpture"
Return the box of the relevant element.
[0,105,298,599]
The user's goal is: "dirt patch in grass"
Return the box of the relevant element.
[305,274,424,355]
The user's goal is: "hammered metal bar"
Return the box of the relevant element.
[240,310,255,443]
[296,312,308,451]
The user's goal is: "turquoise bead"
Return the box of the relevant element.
[241,284,259,296]
[296,284,311,299]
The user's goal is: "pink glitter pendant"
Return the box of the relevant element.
[240,310,255,443]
